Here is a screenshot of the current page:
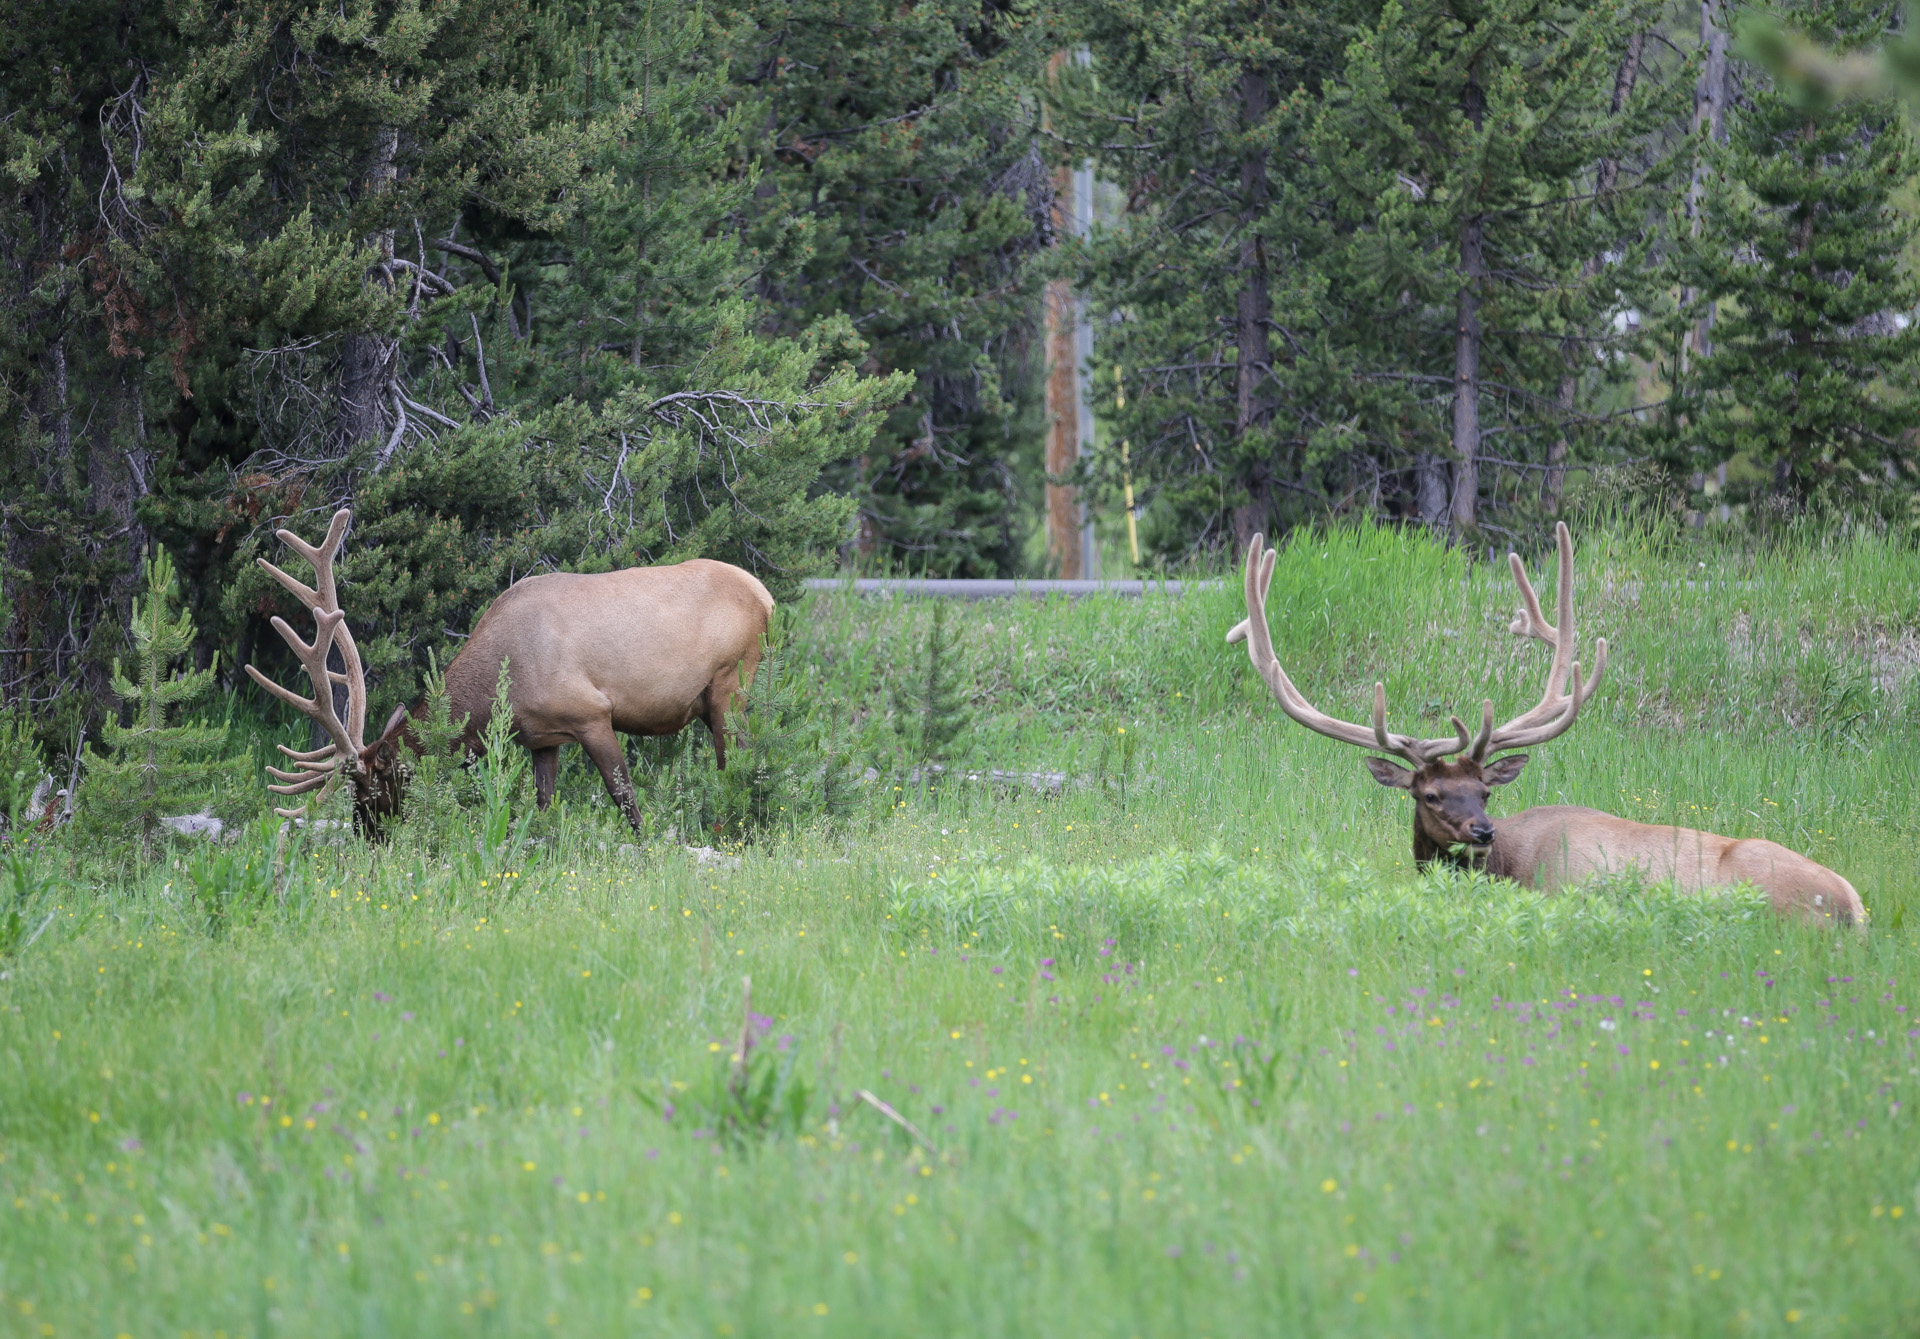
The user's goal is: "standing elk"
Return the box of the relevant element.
[1226,522,1863,926]
[245,509,773,833]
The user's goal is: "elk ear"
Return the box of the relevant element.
[1483,753,1529,786]
[381,704,408,739]
[1363,756,1415,789]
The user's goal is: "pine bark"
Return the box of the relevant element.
[1414,452,1450,524]
[1683,1,1730,366]
[42,335,72,490]
[1043,274,1085,577]
[1447,102,1483,534]
[1449,71,1487,533]
[339,126,400,458]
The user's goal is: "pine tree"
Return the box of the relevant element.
[513,1,752,403]
[1673,2,1920,512]
[727,0,1054,575]
[83,547,253,853]
[1310,0,1676,534]
[1054,0,1361,555]
[894,600,972,770]
[0,0,911,727]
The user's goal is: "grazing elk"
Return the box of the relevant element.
[1226,523,1863,926]
[246,509,774,833]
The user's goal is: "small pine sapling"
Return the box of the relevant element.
[716,614,809,838]
[470,659,532,881]
[84,547,254,854]
[816,711,856,827]
[395,648,474,846]
[894,601,971,778]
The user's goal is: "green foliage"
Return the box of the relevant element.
[884,849,1772,958]
[894,600,972,769]
[1311,0,1679,530]
[729,0,1053,574]
[80,547,254,852]
[667,979,816,1150]
[0,525,1915,1331]
[1092,718,1141,803]
[0,785,1912,1332]
[711,621,807,838]
[637,611,861,844]
[1667,1,1920,515]
[1054,0,1360,549]
[469,660,534,881]
[183,819,292,939]
[389,651,540,879]
[1,0,909,744]
[393,648,476,848]
[0,709,47,838]
[0,849,61,962]
[1059,0,1678,546]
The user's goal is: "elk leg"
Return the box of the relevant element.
[702,667,739,771]
[530,745,560,810]
[579,724,642,832]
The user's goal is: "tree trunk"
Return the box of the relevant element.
[1544,374,1576,515]
[1450,74,1486,534]
[1230,66,1273,552]
[1414,453,1450,524]
[1683,2,1729,369]
[1041,50,1087,577]
[41,335,71,490]
[634,42,653,371]
[91,368,150,579]
[339,126,399,459]
[1043,275,1085,577]
[1596,32,1644,198]
[1782,137,1818,499]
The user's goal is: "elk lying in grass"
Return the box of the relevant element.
[246,509,773,833]
[1226,523,1863,927]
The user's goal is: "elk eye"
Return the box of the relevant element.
[1423,792,1439,802]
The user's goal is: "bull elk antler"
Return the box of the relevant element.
[1227,521,1608,766]
[243,509,370,818]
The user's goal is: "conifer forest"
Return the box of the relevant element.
[6,0,1920,736]
[4,2,1920,1335]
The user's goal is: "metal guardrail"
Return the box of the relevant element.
[802,577,1219,599]
[804,576,1756,599]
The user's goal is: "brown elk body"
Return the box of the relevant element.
[247,510,773,834]
[1227,524,1863,927]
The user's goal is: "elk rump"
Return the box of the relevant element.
[374,559,774,831]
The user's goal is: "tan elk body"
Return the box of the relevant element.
[428,561,775,815]
[246,510,772,832]
[1227,524,1862,927]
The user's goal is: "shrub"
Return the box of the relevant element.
[79,548,256,854]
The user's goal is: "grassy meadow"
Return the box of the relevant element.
[2,521,1919,1337]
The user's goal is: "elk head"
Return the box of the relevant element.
[244,509,404,834]
[1226,522,1608,870]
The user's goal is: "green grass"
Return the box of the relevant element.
[2,520,1918,1337]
